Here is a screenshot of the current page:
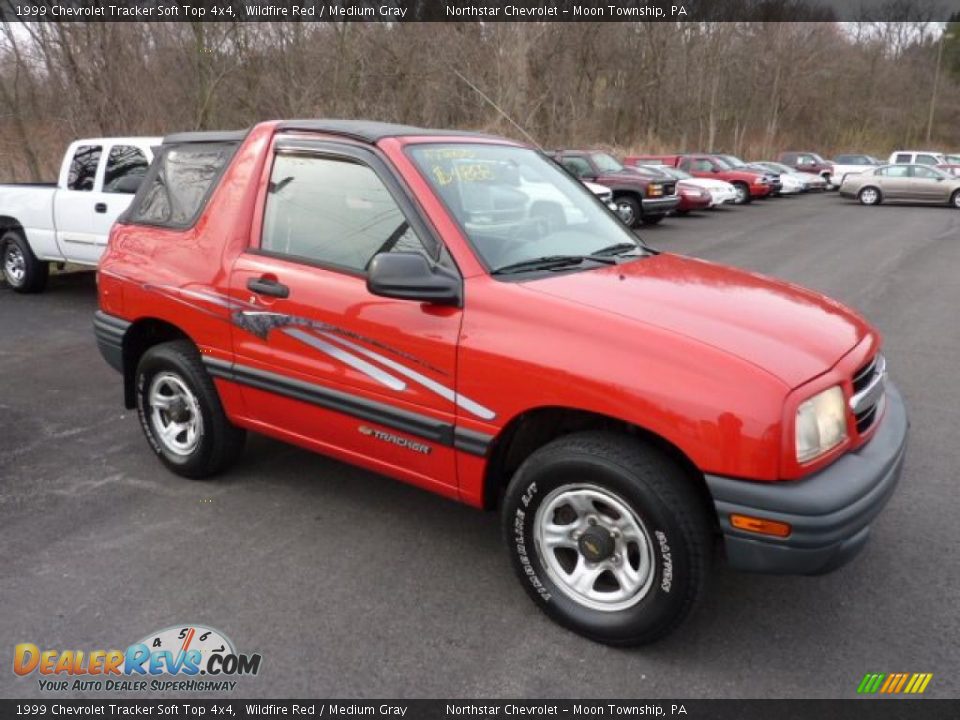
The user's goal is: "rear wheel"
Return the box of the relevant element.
[502,431,712,646]
[136,340,245,479]
[858,186,882,206]
[732,182,751,205]
[1,230,48,293]
[950,190,960,209]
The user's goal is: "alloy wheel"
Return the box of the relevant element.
[148,372,203,456]
[3,243,26,286]
[534,483,656,612]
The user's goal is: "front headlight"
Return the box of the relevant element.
[795,385,847,462]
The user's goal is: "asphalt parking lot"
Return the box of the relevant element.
[1,191,958,699]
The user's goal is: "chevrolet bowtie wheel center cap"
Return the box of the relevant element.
[578,526,616,563]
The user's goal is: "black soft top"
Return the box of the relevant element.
[162,120,503,146]
[162,130,248,145]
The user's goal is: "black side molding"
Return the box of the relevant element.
[202,357,494,457]
[93,311,131,373]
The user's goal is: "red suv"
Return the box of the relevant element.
[95,121,907,646]
[627,154,775,204]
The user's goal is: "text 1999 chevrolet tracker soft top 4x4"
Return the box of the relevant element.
[94,120,907,645]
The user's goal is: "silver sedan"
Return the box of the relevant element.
[840,164,960,207]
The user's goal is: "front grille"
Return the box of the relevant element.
[852,355,878,393]
[851,354,886,434]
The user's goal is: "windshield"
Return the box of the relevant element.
[662,167,691,180]
[591,152,624,173]
[408,144,646,274]
[716,155,743,168]
[765,162,793,173]
[918,165,950,179]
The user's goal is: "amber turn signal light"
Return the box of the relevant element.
[729,514,792,538]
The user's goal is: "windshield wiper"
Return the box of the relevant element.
[491,254,618,276]
[591,242,645,257]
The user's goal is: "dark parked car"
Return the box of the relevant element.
[777,151,834,185]
[548,150,680,227]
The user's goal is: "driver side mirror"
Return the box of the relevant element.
[367,252,461,306]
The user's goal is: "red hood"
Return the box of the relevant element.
[524,253,869,388]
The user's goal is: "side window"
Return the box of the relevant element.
[128,142,235,227]
[67,145,102,191]
[261,154,432,273]
[560,157,593,178]
[894,154,911,164]
[879,166,910,177]
[103,145,149,194]
[916,154,939,166]
[912,166,939,179]
[692,159,713,172]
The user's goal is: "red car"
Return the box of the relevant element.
[96,120,907,646]
[627,154,775,204]
[674,180,713,213]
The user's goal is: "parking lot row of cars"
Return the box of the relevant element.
[549,148,960,228]
[2,136,959,294]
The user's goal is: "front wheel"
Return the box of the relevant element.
[950,190,960,209]
[2,230,48,293]
[613,196,642,228]
[858,186,882,206]
[136,340,246,479]
[502,432,712,646]
[732,182,751,204]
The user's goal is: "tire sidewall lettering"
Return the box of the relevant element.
[655,530,673,593]
[513,481,552,603]
[136,369,165,458]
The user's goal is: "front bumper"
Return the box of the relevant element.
[709,190,737,206]
[641,195,680,215]
[705,383,908,576]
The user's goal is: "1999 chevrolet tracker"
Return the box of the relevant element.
[95,120,908,645]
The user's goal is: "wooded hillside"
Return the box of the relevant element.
[2,20,959,180]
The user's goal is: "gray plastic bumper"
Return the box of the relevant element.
[705,383,908,576]
[93,310,130,373]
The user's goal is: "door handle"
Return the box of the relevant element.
[94,203,107,213]
[247,276,289,299]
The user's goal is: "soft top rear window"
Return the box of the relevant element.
[125,141,238,228]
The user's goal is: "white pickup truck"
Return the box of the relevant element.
[0,136,160,293]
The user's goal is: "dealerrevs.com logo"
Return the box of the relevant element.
[13,624,261,693]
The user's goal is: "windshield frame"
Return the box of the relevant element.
[403,141,650,279]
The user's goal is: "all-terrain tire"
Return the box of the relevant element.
[136,340,246,479]
[501,431,712,646]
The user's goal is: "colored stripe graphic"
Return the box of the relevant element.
[857,673,932,694]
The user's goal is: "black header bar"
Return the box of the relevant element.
[3,699,960,719]
[1,0,958,22]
